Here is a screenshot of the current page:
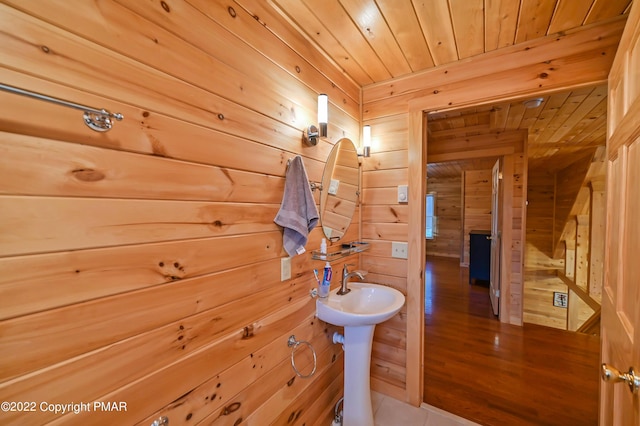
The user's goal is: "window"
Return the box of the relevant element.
[426,192,437,239]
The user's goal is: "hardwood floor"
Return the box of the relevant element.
[423,256,600,426]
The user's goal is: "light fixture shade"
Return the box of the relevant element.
[523,97,544,109]
[362,125,371,157]
[318,94,328,137]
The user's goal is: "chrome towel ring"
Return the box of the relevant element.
[288,335,317,378]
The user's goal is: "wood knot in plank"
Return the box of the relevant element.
[72,168,105,182]
[287,409,302,423]
[242,325,254,339]
[221,402,241,416]
[158,259,186,281]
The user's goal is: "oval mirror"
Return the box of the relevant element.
[320,138,360,241]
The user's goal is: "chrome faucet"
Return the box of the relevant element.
[337,264,366,295]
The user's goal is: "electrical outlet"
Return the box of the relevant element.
[391,242,408,259]
[281,257,291,281]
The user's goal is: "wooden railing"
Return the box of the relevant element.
[557,271,601,335]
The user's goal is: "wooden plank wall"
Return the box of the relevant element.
[553,154,594,254]
[462,170,492,266]
[508,152,527,325]
[360,114,410,400]
[426,176,462,259]
[524,170,568,328]
[0,1,361,425]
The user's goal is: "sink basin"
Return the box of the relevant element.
[316,282,405,327]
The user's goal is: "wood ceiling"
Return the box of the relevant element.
[270,0,632,177]
[427,84,608,176]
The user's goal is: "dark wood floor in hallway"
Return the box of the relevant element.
[423,256,600,426]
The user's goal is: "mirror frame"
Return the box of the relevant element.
[319,138,360,241]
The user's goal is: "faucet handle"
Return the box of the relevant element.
[343,263,355,272]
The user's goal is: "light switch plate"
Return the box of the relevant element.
[391,242,408,259]
[398,185,408,203]
[281,257,291,281]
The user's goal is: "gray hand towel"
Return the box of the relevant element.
[274,156,319,256]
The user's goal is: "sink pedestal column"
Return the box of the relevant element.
[342,324,375,426]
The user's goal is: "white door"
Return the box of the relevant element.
[600,3,640,423]
[489,159,501,316]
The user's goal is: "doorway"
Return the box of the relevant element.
[419,87,607,412]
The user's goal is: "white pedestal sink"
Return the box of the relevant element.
[316,283,405,426]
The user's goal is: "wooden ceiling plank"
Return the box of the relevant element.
[428,121,446,133]
[428,110,463,122]
[428,130,525,154]
[584,0,632,24]
[491,104,510,130]
[484,0,520,50]
[448,115,467,129]
[546,85,599,138]
[505,101,527,129]
[515,0,557,42]
[429,109,490,123]
[519,113,541,131]
[429,146,514,163]
[428,157,498,177]
[270,0,374,85]
[242,3,362,100]
[430,123,492,139]
[581,117,608,144]
[340,0,412,77]
[542,91,572,109]
[570,104,608,144]
[534,89,592,143]
[528,95,566,143]
[300,0,392,82]
[429,139,517,156]
[450,0,485,59]
[548,0,594,34]
[548,85,607,142]
[463,109,482,127]
[375,0,435,71]
[363,17,625,106]
[411,0,458,66]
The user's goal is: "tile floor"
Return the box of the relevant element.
[371,391,480,426]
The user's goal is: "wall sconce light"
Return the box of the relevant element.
[360,125,371,157]
[304,94,328,146]
[318,94,328,137]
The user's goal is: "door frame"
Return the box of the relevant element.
[490,159,502,317]
[406,90,607,405]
